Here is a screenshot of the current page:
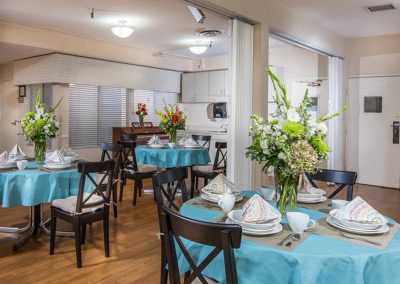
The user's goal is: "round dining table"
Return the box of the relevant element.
[135,145,211,168]
[0,161,88,250]
[178,191,400,284]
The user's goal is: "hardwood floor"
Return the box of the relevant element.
[0,179,399,283]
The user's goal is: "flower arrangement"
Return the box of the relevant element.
[246,68,346,213]
[155,101,186,143]
[13,91,62,162]
[135,103,148,123]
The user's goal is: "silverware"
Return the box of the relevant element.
[336,230,382,246]
[285,234,301,247]
[278,234,293,246]
[388,223,395,228]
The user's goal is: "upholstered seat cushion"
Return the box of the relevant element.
[52,193,105,214]
[138,164,158,173]
[192,164,214,173]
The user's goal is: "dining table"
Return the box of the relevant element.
[0,161,90,251]
[178,191,400,284]
[135,145,211,168]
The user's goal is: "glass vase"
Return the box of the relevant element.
[34,141,46,163]
[168,128,177,144]
[274,169,299,213]
[139,114,144,123]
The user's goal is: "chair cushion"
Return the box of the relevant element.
[193,164,214,173]
[137,164,158,173]
[52,193,105,214]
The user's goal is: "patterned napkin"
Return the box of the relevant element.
[202,174,240,195]
[9,144,25,156]
[178,137,187,145]
[241,194,281,223]
[331,196,387,224]
[148,135,161,145]
[184,137,199,147]
[0,151,8,163]
[45,150,66,164]
[297,174,313,194]
[60,145,76,156]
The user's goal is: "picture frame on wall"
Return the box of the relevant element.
[18,85,26,97]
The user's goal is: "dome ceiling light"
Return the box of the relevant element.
[111,20,134,38]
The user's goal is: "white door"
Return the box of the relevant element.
[195,72,209,103]
[182,73,196,103]
[209,70,225,97]
[348,76,400,188]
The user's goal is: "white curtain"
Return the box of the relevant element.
[228,19,254,187]
[327,56,345,170]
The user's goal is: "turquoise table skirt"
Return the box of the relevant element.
[178,191,400,284]
[0,162,87,208]
[135,145,211,168]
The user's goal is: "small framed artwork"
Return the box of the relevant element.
[18,85,26,97]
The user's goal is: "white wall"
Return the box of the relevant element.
[182,103,226,131]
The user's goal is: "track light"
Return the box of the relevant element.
[187,5,206,24]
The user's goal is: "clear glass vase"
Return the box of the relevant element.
[34,141,46,163]
[274,169,299,213]
[168,128,177,144]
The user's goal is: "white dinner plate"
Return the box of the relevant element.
[297,196,327,204]
[9,154,27,161]
[201,188,241,197]
[148,144,166,148]
[329,209,387,230]
[0,162,17,169]
[43,163,72,169]
[326,216,389,235]
[200,194,243,204]
[238,223,283,236]
[297,187,326,199]
[227,210,281,230]
[183,145,201,148]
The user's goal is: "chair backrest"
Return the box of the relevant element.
[118,141,139,172]
[191,134,211,152]
[305,169,358,201]
[143,121,153,128]
[76,160,115,214]
[132,122,142,129]
[213,142,227,174]
[121,133,137,142]
[152,168,189,213]
[160,206,242,284]
[100,142,122,178]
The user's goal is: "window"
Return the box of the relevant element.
[132,90,178,124]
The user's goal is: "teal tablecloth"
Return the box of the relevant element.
[135,146,211,168]
[177,191,400,284]
[0,162,86,208]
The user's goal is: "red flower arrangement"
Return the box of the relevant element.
[135,103,148,122]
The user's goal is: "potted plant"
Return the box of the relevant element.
[156,102,186,144]
[246,68,346,213]
[135,103,148,123]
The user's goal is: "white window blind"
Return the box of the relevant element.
[98,86,127,144]
[69,84,98,148]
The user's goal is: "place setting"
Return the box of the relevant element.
[147,135,167,148]
[296,175,327,204]
[178,137,202,149]
[42,150,74,171]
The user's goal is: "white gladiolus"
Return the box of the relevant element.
[287,108,300,122]
[260,140,269,152]
[317,123,328,135]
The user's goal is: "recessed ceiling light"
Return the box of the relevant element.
[111,20,134,38]
[189,46,208,55]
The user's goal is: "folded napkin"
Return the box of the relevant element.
[0,151,8,163]
[331,196,387,224]
[45,150,66,164]
[148,135,161,145]
[202,174,240,195]
[185,137,199,147]
[241,194,281,223]
[9,144,25,156]
[60,145,75,156]
[178,137,187,145]
[297,174,313,194]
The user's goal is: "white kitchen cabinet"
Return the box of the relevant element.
[208,70,225,97]
[182,73,196,103]
[195,72,209,103]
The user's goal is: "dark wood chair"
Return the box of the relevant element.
[100,142,122,218]
[152,167,190,284]
[305,169,358,201]
[191,142,227,198]
[160,206,242,284]
[121,133,137,142]
[191,134,211,152]
[49,159,115,268]
[118,141,157,205]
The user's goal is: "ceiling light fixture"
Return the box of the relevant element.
[189,45,208,55]
[111,20,134,38]
[187,5,206,23]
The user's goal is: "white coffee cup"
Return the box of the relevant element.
[256,187,276,201]
[331,199,349,209]
[16,160,28,170]
[168,143,176,149]
[217,194,236,213]
[287,212,316,233]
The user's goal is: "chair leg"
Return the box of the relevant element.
[138,180,142,197]
[133,181,138,206]
[160,249,168,284]
[112,184,118,218]
[49,210,56,255]
[195,176,199,191]
[190,172,195,199]
[103,213,110,258]
[119,178,125,202]
[74,221,82,268]
[204,178,208,186]
[81,225,86,245]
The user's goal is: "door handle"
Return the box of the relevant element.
[392,121,399,144]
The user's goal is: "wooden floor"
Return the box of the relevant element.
[0,180,399,283]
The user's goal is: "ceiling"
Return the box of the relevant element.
[278,0,400,38]
[0,0,230,61]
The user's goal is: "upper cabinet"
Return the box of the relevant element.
[182,70,228,103]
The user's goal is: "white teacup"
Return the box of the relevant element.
[256,187,276,201]
[287,212,315,233]
[217,194,236,213]
[331,199,349,209]
[168,143,176,149]
[16,160,28,170]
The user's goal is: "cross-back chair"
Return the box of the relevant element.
[119,141,157,205]
[50,159,115,268]
[160,206,242,284]
[100,142,122,218]
[121,133,137,142]
[305,169,358,201]
[152,167,190,284]
[191,134,211,152]
[191,142,227,198]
